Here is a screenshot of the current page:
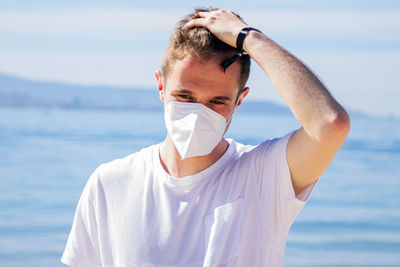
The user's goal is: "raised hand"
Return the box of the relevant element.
[184,9,248,49]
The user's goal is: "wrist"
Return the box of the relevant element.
[242,29,264,53]
[236,27,261,52]
[220,27,263,72]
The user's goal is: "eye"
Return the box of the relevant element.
[211,100,225,105]
[178,95,193,101]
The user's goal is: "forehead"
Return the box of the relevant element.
[165,55,241,95]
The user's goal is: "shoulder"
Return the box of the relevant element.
[258,132,294,157]
[229,132,293,158]
[101,144,156,172]
[225,132,294,172]
[88,144,158,190]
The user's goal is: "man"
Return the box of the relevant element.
[62,8,350,267]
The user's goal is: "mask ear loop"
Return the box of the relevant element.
[162,87,168,109]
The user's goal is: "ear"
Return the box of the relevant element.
[155,70,164,102]
[237,87,249,107]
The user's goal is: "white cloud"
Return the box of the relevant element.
[242,10,400,41]
[0,9,179,38]
[0,8,399,42]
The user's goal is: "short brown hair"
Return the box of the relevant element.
[161,8,251,91]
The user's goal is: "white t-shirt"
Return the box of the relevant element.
[61,133,316,267]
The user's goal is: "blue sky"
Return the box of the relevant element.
[1,0,399,116]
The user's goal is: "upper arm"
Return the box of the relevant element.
[287,122,350,197]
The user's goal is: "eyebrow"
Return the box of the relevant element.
[172,89,193,95]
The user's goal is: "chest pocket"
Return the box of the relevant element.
[203,198,244,266]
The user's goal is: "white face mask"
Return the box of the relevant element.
[164,101,232,159]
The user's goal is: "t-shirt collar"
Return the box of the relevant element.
[154,139,236,189]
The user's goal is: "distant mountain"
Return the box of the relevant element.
[0,72,289,114]
[0,72,163,110]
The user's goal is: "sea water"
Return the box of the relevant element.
[0,107,399,267]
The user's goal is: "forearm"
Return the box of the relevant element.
[243,31,350,141]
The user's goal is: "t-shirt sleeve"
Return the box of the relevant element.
[61,168,102,267]
[253,131,317,234]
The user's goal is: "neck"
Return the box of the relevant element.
[159,135,229,178]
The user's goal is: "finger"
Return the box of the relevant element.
[195,11,210,17]
[196,9,219,17]
[183,18,208,29]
